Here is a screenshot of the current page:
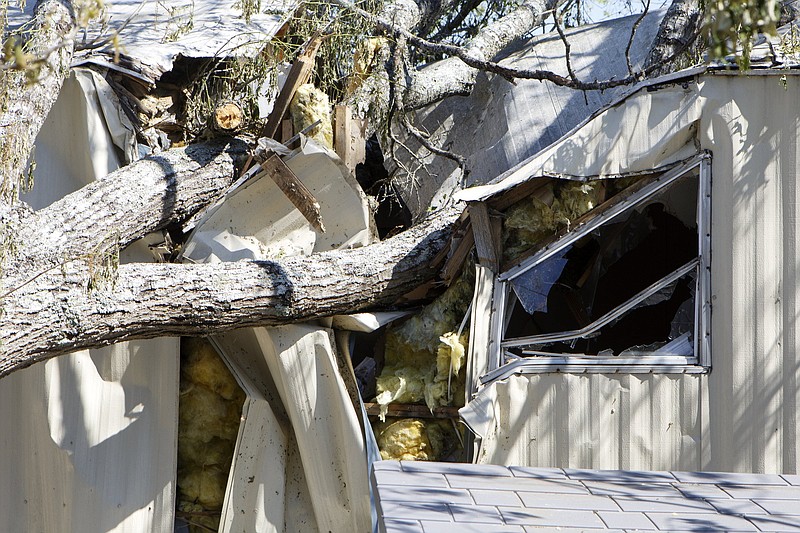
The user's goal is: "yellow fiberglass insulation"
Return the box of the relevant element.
[375,418,457,461]
[436,332,466,381]
[177,337,246,532]
[375,272,473,424]
[346,37,388,95]
[503,180,604,261]
[290,84,334,149]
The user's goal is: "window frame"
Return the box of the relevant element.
[483,154,712,381]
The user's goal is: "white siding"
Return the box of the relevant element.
[474,74,800,474]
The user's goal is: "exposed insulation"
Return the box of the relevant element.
[346,37,388,95]
[290,84,333,148]
[177,337,246,533]
[375,366,432,409]
[375,273,473,422]
[436,332,466,380]
[385,272,474,360]
[503,180,604,261]
[372,271,472,461]
[375,418,457,461]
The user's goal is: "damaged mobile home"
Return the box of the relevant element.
[4,2,800,532]
[457,65,800,474]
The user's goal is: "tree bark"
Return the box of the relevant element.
[342,0,563,130]
[7,139,249,274]
[0,0,75,201]
[0,197,460,377]
[403,0,561,109]
[644,0,703,76]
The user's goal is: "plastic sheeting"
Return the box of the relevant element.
[1,70,179,532]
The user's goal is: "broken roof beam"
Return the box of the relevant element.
[256,153,326,233]
[468,202,503,273]
[262,32,325,140]
[363,402,462,420]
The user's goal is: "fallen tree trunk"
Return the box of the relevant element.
[9,139,249,270]
[0,198,460,377]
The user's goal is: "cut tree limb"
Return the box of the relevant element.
[212,101,244,133]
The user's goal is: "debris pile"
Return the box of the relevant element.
[371,271,474,461]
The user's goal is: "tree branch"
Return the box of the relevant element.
[0,203,462,376]
[7,139,248,277]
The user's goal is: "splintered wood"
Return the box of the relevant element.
[262,32,324,140]
[334,105,367,173]
[256,154,326,233]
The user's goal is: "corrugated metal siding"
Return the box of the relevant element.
[476,74,800,474]
[702,74,800,473]
[479,374,702,471]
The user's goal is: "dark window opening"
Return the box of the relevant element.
[498,163,708,365]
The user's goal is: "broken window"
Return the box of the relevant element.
[488,155,711,377]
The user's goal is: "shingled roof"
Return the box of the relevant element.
[372,461,800,532]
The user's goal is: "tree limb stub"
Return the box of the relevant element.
[0,0,76,201]
[0,203,462,377]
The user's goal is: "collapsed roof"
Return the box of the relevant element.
[7,0,297,82]
[392,9,668,218]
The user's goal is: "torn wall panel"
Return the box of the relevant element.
[0,69,179,533]
[391,10,667,218]
[457,82,704,203]
[181,140,374,530]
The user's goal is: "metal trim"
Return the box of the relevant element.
[480,357,707,383]
[501,259,699,348]
[486,153,713,377]
[698,157,712,368]
[500,153,708,282]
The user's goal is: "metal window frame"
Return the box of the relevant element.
[486,153,712,378]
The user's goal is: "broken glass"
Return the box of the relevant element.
[502,169,701,359]
[507,261,697,356]
[509,248,569,314]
